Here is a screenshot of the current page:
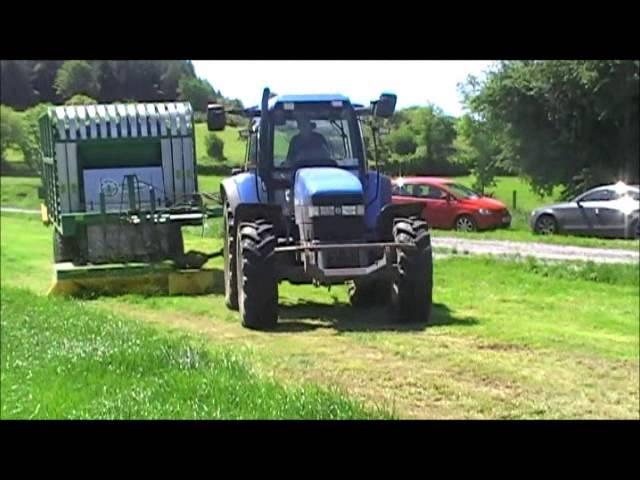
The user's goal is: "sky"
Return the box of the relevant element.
[192,61,497,117]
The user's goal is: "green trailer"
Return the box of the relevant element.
[38,102,222,295]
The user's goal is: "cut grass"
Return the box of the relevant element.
[0,176,41,210]
[1,213,638,419]
[195,123,245,168]
[0,286,388,419]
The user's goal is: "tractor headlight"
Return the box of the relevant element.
[308,205,365,217]
[478,208,492,216]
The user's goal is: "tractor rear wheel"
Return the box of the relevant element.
[236,219,278,330]
[391,217,433,324]
[223,206,239,310]
[349,278,391,307]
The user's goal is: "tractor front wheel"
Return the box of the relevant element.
[349,278,391,307]
[236,219,278,330]
[391,217,433,324]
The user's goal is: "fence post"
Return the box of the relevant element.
[512,190,517,210]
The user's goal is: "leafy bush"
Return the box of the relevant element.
[206,133,225,161]
[0,105,26,164]
[388,127,417,155]
[65,94,98,105]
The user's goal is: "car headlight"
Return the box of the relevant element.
[478,209,492,216]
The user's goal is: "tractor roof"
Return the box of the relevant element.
[268,94,351,109]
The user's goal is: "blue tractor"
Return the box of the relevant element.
[208,88,433,329]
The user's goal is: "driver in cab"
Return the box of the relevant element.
[285,116,331,166]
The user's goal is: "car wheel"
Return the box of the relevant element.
[535,214,558,235]
[455,215,477,232]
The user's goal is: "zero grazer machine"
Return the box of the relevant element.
[39,102,222,296]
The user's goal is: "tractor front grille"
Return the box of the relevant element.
[311,216,365,242]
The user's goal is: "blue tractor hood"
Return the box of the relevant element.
[294,167,364,206]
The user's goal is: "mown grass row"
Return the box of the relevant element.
[0,286,389,420]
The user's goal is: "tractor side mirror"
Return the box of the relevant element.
[207,104,226,131]
[373,93,397,118]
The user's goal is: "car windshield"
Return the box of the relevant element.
[446,183,480,199]
[273,114,359,169]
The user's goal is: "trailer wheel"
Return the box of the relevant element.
[391,217,433,324]
[349,278,391,307]
[53,230,74,263]
[223,205,239,310]
[236,219,278,330]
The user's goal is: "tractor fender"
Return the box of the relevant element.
[363,172,393,231]
[376,202,426,240]
[220,172,266,223]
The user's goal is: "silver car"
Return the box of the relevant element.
[530,182,640,239]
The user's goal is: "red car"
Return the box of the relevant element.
[391,177,512,231]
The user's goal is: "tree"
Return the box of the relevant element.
[30,61,63,104]
[0,61,35,109]
[178,76,217,112]
[462,60,640,197]
[54,60,99,99]
[0,105,27,168]
[452,115,503,194]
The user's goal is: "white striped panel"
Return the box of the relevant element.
[167,103,178,136]
[126,104,138,138]
[137,104,148,137]
[65,106,77,140]
[171,138,184,201]
[96,105,108,139]
[86,105,98,138]
[176,103,188,136]
[65,143,80,211]
[161,139,174,205]
[116,104,128,138]
[54,107,67,140]
[107,105,119,138]
[146,104,158,136]
[76,106,87,140]
[55,143,70,213]
[182,137,195,194]
[157,103,168,136]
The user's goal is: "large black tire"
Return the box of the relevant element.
[349,278,391,308]
[236,219,278,330]
[223,205,239,310]
[391,217,433,324]
[53,230,74,263]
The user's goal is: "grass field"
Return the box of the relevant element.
[1,212,638,419]
[1,286,386,419]
[195,123,245,167]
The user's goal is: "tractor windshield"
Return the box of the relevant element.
[271,105,362,170]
